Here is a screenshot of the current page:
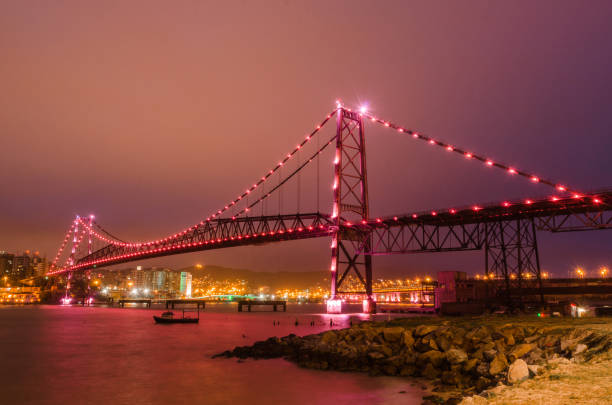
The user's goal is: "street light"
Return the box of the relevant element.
[601,267,609,278]
[576,267,585,279]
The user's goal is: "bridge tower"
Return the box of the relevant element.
[327,107,375,313]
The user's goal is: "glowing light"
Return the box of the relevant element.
[486,160,494,166]
[465,153,472,158]
[508,168,517,174]
[360,105,367,113]
[326,298,343,314]
[531,176,540,183]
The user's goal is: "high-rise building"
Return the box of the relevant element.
[180,272,192,297]
[0,252,14,284]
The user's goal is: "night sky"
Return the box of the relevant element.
[1,1,611,277]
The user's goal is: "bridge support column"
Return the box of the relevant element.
[485,218,543,307]
[327,107,375,314]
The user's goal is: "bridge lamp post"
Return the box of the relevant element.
[601,267,609,278]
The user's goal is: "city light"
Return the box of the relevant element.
[601,267,609,278]
[576,267,585,279]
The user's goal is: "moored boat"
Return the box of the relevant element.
[153,310,199,324]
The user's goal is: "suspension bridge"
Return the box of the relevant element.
[47,102,612,313]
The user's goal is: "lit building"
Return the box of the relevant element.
[180,272,192,297]
[0,252,14,284]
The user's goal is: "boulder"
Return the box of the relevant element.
[417,350,446,368]
[402,330,415,348]
[459,395,488,405]
[489,353,508,375]
[527,364,541,376]
[383,327,405,342]
[446,348,468,364]
[483,349,497,361]
[573,343,588,355]
[436,335,452,352]
[509,343,535,361]
[441,370,462,386]
[421,363,441,379]
[399,364,416,377]
[415,325,438,337]
[320,331,338,344]
[507,359,529,384]
[463,358,479,373]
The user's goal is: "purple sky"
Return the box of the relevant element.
[1,1,611,277]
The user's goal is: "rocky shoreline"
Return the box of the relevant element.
[214,318,612,404]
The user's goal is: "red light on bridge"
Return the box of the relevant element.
[525,200,533,205]
[431,211,437,216]
[472,206,482,211]
[593,198,602,204]
[449,209,457,214]
[429,139,435,145]
[446,146,453,151]
[465,153,472,159]
[531,176,540,183]
[502,202,510,207]
[486,160,494,166]
[412,214,418,219]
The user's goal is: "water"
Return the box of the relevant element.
[0,304,424,405]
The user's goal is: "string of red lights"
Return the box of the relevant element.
[361,109,578,197]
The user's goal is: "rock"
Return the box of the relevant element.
[463,358,479,373]
[503,330,516,346]
[415,325,439,337]
[476,362,489,377]
[459,395,488,405]
[573,343,588,355]
[441,370,462,386]
[527,364,541,376]
[402,330,415,347]
[507,359,529,384]
[483,349,497,361]
[509,343,535,361]
[489,353,508,375]
[368,351,385,359]
[474,376,492,392]
[416,336,440,352]
[418,350,446,368]
[382,327,405,342]
[320,331,338,344]
[446,348,468,364]
[422,363,441,379]
[436,335,452,352]
[399,365,416,376]
[487,383,506,395]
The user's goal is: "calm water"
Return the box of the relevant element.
[0,304,424,405]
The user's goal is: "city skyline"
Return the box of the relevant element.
[1,2,611,277]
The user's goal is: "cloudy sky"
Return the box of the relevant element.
[1,1,611,277]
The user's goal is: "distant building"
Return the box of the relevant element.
[0,252,14,284]
[180,272,192,297]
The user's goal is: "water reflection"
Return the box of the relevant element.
[0,304,424,405]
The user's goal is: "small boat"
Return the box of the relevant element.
[153,310,199,324]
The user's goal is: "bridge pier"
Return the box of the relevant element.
[485,218,543,307]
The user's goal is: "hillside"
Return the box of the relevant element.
[178,265,328,290]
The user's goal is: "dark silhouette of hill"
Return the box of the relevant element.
[178,265,328,290]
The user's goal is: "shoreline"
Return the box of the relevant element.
[215,316,612,404]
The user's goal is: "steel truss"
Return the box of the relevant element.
[75,213,333,270]
[485,219,543,304]
[329,108,375,312]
